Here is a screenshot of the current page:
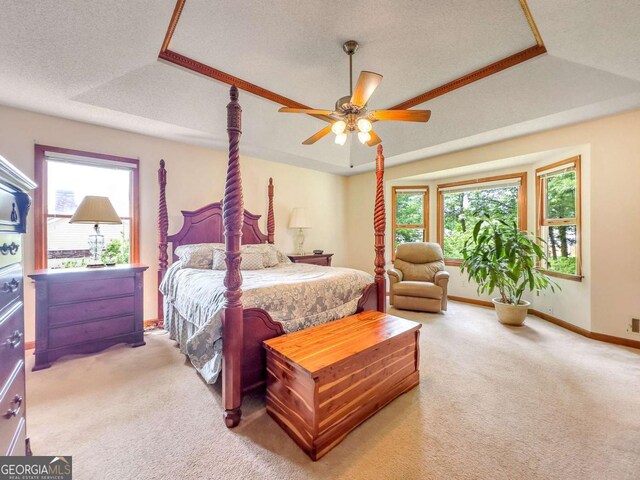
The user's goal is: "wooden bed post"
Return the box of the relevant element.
[374,145,386,313]
[222,86,244,428]
[158,159,168,327]
[267,177,275,244]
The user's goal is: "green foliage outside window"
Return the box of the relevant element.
[443,186,519,259]
[101,232,130,265]
[395,190,426,247]
[542,171,577,275]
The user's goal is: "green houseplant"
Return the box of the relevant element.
[460,218,558,325]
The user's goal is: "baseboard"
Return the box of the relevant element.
[25,340,35,351]
[450,296,640,350]
[448,296,494,308]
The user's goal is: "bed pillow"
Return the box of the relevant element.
[211,248,226,270]
[211,249,265,271]
[175,243,224,269]
[276,248,292,264]
[241,244,279,267]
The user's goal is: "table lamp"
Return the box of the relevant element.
[288,208,310,255]
[70,195,122,267]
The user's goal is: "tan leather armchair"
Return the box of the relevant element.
[388,242,449,313]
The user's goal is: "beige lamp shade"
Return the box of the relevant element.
[69,196,122,225]
[288,208,311,229]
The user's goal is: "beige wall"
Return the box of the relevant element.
[0,105,348,342]
[347,109,640,341]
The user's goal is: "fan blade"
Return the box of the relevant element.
[279,107,335,115]
[302,124,333,145]
[350,71,383,108]
[367,130,382,147]
[370,109,431,122]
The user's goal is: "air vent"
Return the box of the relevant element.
[632,318,640,334]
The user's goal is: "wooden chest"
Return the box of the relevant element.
[263,311,421,460]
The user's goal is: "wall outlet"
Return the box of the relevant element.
[630,318,640,334]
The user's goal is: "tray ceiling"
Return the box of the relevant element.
[169,0,536,109]
[0,1,639,175]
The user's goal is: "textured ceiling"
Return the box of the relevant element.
[171,0,533,108]
[0,1,639,175]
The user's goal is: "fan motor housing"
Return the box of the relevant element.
[335,96,366,116]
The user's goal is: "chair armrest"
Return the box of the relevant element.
[435,270,450,312]
[434,270,449,286]
[387,268,403,283]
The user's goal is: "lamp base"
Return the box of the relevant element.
[295,228,306,255]
[86,262,105,268]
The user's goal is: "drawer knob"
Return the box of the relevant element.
[4,330,22,348]
[4,395,22,419]
[0,242,19,255]
[2,278,19,293]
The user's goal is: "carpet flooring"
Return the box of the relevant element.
[25,301,640,480]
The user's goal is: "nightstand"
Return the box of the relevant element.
[287,253,333,266]
[28,264,148,370]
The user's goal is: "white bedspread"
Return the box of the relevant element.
[159,262,373,383]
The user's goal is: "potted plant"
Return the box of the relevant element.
[460,218,558,326]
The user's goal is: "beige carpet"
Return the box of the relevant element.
[26,301,640,480]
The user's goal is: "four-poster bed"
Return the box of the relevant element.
[157,86,387,428]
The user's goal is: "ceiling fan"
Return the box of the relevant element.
[278,40,431,147]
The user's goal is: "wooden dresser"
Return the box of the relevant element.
[287,253,333,266]
[28,264,148,371]
[0,155,36,456]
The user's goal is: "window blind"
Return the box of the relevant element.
[438,177,521,194]
[536,162,575,177]
[45,151,137,170]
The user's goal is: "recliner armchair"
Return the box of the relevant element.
[388,242,449,313]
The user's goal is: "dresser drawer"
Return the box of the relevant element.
[49,295,135,326]
[48,276,135,304]
[0,264,22,314]
[49,315,135,349]
[303,257,330,266]
[0,302,23,383]
[0,361,25,455]
[0,235,21,269]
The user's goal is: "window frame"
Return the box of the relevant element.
[34,145,140,270]
[391,185,429,259]
[437,172,528,266]
[535,155,582,281]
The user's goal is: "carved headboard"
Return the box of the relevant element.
[166,201,271,262]
[157,157,275,280]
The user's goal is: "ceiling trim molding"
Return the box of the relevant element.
[158,0,546,115]
[389,45,546,110]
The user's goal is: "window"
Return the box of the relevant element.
[437,173,527,264]
[34,145,139,269]
[392,186,428,256]
[536,156,581,280]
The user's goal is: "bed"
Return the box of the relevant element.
[157,86,387,428]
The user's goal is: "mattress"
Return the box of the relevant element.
[159,262,373,383]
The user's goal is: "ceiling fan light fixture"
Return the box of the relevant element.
[358,131,371,144]
[357,118,372,133]
[331,120,347,135]
[335,133,347,146]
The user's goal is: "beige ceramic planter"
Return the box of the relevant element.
[492,298,530,326]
